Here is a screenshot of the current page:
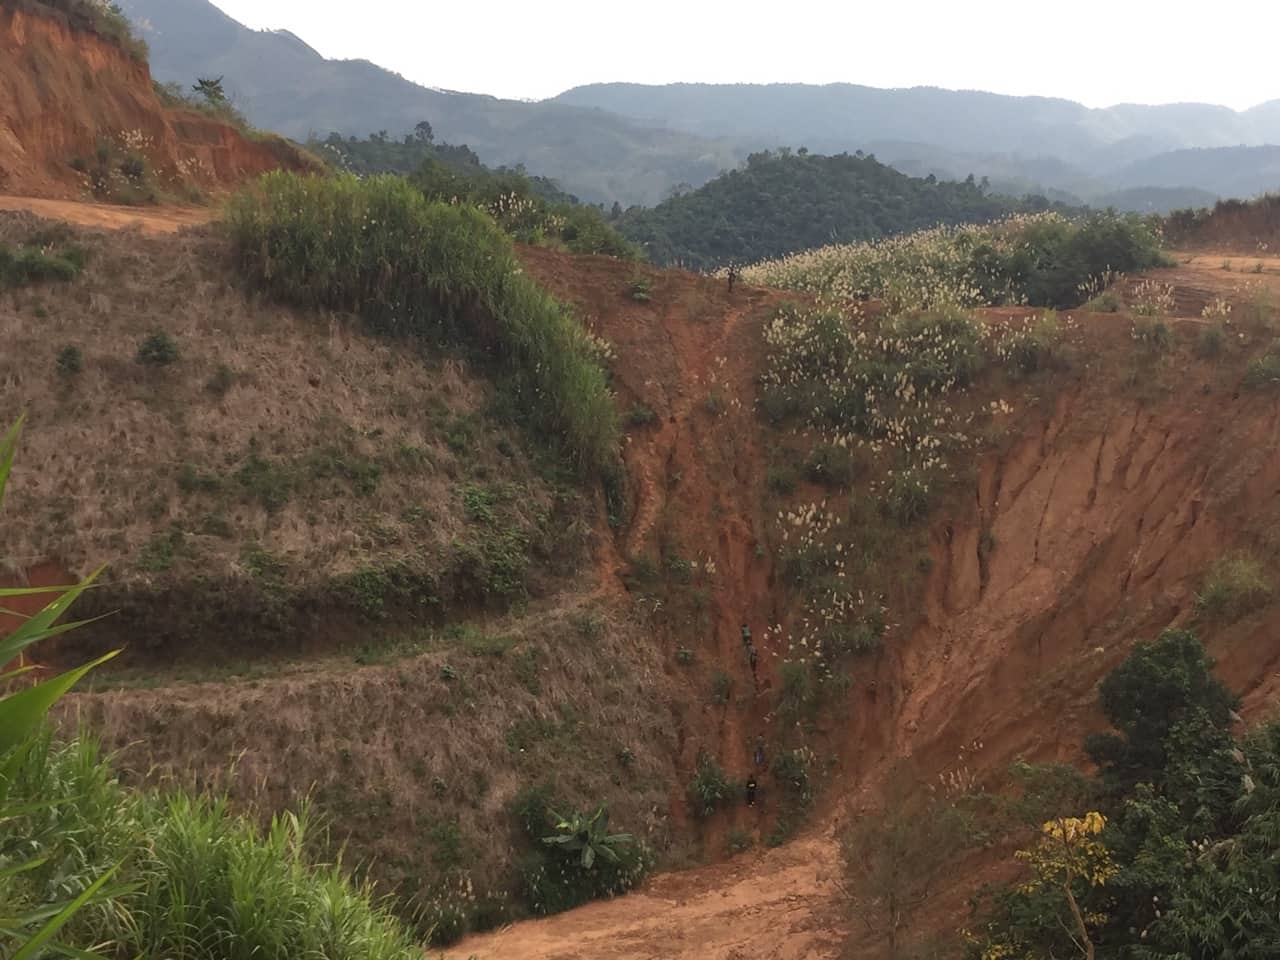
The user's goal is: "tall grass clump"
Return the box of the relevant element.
[3,732,423,960]
[743,212,1166,311]
[1194,551,1273,622]
[227,173,619,473]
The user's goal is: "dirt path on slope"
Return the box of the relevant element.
[442,831,843,960]
[0,195,215,233]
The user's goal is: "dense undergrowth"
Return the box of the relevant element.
[310,129,639,258]
[227,172,620,475]
[3,733,423,960]
[757,297,1066,702]
[744,211,1168,311]
[966,630,1280,960]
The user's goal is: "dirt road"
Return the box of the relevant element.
[0,195,215,233]
[441,832,843,960]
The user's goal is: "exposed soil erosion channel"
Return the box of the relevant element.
[445,285,1280,956]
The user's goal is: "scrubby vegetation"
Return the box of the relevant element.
[744,212,1168,311]
[70,133,160,205]
[966,630,1280,960]
[1194,550,1273,621]
[154,75,250,130]
[9,0,148,60]
[0,418,422,959]
[758,298,1025,689]
[309,129,639,258]
[227,172,620,474]
[411,157,639,258]
[1164,192,1280,249]
[510,792,650,920]
[616,148,1066,270]
[0,238,87,290]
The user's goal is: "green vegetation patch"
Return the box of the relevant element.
[745,211,1167,311]
[228,173,619,474]
[0,241,87,290]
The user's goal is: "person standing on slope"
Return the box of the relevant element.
[753,734,766,770]
[745,775,758,808]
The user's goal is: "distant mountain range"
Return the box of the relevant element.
[117,0,740,206]
[119,0,1280,210]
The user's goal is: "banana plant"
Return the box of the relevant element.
[540,805,633,871]
[1,415,124,957]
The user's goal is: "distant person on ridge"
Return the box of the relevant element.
[748,643,759,687]
[754,734,766,769]
[741,622,751,649]
[727,263,739,294]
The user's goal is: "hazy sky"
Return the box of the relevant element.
[208,0,1276,110]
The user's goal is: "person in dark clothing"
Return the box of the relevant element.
[727,263,739,293]
[740,623,751,648]
[745,776,758,807]
[748,643,759,685]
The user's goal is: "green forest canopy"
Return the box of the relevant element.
[614,148,1073,270]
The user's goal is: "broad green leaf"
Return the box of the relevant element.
[0,566,106,666]
[0,584,82,596]
[0,650,119,753]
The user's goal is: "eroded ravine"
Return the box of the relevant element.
[448,285,1280,959]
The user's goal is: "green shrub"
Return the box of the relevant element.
[235,453,292,511]
[804,443,856,487]
[410,155,639,259]
[1197,324,1226,358]
[55,344,84,376]
[1245,342,1280,388]
[883,467,932,525]
[771,748,813,803]
[710,669,731,704]
[688,755,735,818]
[0,242,86,290]
[1082,291,1122,313]
[207,363,236,396]
[628,275,652,302]
[228,173,619,474]
[995,312,1063,375]
[136,331,179,366]
[778,661,813,718]
[727,829,754,854]
[509,790,649,918]
[624,404,658,427]
[767,463,797,495]
[1194,551,1273,622]
[1131,317,1173,353]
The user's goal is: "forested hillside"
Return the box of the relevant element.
[615,149,1064,269]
